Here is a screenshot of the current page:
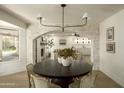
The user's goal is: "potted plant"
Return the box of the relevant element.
[57,47,77,66]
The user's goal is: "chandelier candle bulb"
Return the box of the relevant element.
[82,12,88,19]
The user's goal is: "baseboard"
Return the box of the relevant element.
[100,67,124,87]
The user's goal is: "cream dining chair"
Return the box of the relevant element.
[31,74,61,88]
[69,71,98,88]
[69,60,98,88]
[80,72,98,88]
[26,64,35,88]
[26,63,60,88]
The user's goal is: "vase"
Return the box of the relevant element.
[58,57,62,64]
[61,57,72,66]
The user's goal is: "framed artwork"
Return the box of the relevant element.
[106,42,115,53]
[59,39,66,45]
[106,27,114,40]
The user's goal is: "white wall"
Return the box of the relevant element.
[51,36,74,52]
[0,61,26,76]
[19,29,27,62]
[0,35,2,61]
[100,9,124,87]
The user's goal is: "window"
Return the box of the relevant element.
[2,35,19,61]
[0,20,19,62]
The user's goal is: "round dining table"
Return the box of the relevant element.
[33,59,92,88]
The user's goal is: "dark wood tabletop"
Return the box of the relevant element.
[33,59,92,87]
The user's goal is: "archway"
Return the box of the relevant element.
[33,30,93,64]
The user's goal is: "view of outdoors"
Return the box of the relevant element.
[2,36,19,61]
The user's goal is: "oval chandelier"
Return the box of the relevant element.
[37,4,88,32]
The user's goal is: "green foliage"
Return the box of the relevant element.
[47,39,54,48]
[2,36,17,51]
[57,47,77,59]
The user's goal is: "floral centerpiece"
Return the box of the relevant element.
[57,47,77,66]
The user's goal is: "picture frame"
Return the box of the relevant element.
[106,42,115,53]
[106,27,114,41]
[59,39,66,45]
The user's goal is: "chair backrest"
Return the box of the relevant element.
[31,74,49,88]
[80,72,98,88]
[26,64,35,88]
[26,64,34,72]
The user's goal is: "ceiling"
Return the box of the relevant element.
[0,4,124,26]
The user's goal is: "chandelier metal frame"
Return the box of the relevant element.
[37,4,88,32]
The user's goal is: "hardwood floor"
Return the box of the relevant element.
[0,71,122,88]
[0,71,28,88]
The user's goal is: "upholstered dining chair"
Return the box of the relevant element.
[69,71,98,88]
[31,74,61,88]
[80,71,98,88]
[26,63,35,88]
